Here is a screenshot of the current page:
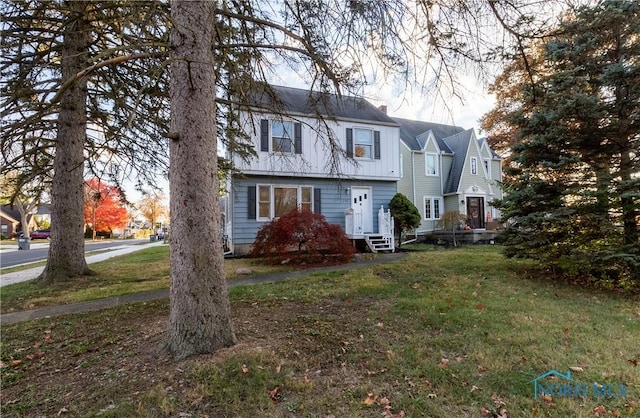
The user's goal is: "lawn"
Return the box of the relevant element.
[0,245,638,417]
[0,245,294,313]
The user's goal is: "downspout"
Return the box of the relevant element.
[412,151,416,206]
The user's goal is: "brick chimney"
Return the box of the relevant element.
[378,104,387,114]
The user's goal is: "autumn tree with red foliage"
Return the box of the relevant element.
[249,209,355,264]
[83,178,129,237]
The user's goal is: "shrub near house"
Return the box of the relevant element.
[249,209,355,264]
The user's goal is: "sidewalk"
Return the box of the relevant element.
[0,240,166,287]
[0,252,406,326]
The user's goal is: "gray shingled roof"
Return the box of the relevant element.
[442,129,475,194]
[251,85,398,126]
[392,117,465,152]
[478,138,501,159]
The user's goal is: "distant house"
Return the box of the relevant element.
[226,85,400,255]
[393,117,503,233]
[0,204,38,238]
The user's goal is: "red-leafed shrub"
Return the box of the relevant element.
[249,209,355,264]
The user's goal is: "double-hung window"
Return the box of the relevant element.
[271,121,293,153]
[346,128,381,159]
[425,153,438,176]
[260,119,302,154]
[354,128,373,158]
[257,185,313,220]
[424,196,442,220]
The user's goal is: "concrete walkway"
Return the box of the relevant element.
[0,252,406,326]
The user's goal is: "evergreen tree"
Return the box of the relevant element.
[389,193,421,246]
[490,0,640,285]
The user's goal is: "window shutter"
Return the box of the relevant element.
[294,122,302,154]
[248,186,256,219]
[346,128,353,158]
[314,188,321,214]
[374,130,381,159]
[260,119,269,152]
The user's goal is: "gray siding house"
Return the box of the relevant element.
[393,117,503,233]
[227,86,401,255]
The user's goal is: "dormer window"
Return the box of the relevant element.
[260,119,302,154]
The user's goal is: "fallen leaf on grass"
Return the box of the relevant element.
[241,364,249,374]
[628,359,638,367]
[363,393,378,405]
[569,366,584,372]
[475,303,485,311]
[269,387,282,402]
[477,365,487,373]
[542,394,555,407]
[593,405,607,417]
[471,385,481,392]
[382,405,405,418]
[26,352,45,361]
[439,358,449,368]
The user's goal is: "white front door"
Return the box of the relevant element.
[351,187,373,234]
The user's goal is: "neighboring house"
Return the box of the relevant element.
[393,117,503,233]
[0,204,37,238]
[227,85,401,255]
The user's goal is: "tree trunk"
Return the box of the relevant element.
[162,0,236,360]
[37,1,92,284]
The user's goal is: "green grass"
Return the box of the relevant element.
[1,246,638,417]
[0,245,293,313]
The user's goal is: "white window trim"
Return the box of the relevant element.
[423,196,443,221]
[470,157,478,175]
[353,127,374,160]
[425,152,438,176]
[256,184,313,221]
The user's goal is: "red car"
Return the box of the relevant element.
[28,230,51,239]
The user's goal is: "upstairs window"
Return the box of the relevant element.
[354,128,372,158]
[484,159,491,178]
[425,153,438,176]
[272,121,293,153]
[471,157,478,175]
[260,119,302,154]
[346,128,381,159]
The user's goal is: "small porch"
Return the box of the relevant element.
[345,206,395,253]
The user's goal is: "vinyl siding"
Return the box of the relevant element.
[231,175,397,245]
[232,112,401,181]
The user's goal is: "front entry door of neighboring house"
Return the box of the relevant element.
[466,197,485,229]
[351,186,373,234]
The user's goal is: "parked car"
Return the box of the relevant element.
[28,230,51,239]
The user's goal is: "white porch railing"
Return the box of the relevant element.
[378,206,394,237]
[344,206,395,252]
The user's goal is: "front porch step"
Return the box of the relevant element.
[365,234,394,253]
